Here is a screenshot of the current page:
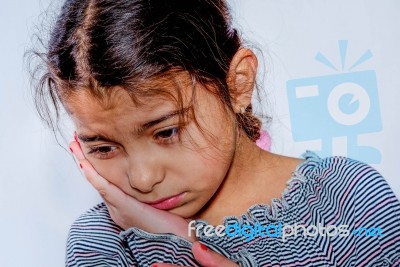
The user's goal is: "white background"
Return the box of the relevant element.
[1,0,399,266]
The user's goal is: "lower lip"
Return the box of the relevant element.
[149,193,186,210]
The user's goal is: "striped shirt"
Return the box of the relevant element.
[66,151,400,266]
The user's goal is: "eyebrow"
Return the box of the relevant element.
[78,106,191,143]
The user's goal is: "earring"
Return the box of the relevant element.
[239,105,245,114]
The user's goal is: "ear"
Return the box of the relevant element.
[226,48,258,113]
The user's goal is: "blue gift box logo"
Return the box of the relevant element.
[286,40,382,164]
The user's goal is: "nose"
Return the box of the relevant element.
[127,154,164,193]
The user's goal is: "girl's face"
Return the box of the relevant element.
[66,72,238,219]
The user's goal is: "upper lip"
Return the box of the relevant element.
[142,193,182,205]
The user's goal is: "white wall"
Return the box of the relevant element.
[0,1,101,266]
[1,1,399,266]
[229,0,400,196]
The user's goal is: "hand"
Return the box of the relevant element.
[69,139,197,242]
[153,242,240,267]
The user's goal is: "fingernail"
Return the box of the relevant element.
[79,163,83,169]
[74,131,79,143]
[151,265,158,267]
[200,243,208,251]
[69,147,74,153]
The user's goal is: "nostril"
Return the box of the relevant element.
[128,176,156,193]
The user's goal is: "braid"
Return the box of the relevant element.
[235,104,262,142]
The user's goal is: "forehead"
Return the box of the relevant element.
[66,71,194,118]
[63,76,201,144]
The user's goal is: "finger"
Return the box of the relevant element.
[192,242,239,267]
[75,157,148,229]
[69,139,129,205]
[80,158,130,201]
[69,140,85,161]
[68,140,128,204]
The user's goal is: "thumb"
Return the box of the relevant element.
[192,242,239,267]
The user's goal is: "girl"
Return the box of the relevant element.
[31,0,400,266]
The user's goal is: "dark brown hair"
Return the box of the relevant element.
[29,0,266,144]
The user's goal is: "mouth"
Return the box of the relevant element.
[143,192,186,210]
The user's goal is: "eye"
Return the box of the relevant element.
[87,145,118,159]
[154,127,181,144]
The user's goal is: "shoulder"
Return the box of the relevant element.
[296,151,400,207]
[298,150,376,178]
[66,202,136,266]
[67,202,123,243]
[295,151,400,226]
[296,151,389,196]
[296,151,400,265]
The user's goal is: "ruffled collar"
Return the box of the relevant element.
[193,151,322,249]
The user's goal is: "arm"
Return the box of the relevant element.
[66,203,138,267]
[351,162,400,266]
[314,157,400,266]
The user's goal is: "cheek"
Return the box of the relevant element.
[188,151,231,190]
[182,129,236,185]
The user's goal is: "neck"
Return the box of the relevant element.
[191,131,276,225]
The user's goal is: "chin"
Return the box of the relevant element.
[167,203,198,219]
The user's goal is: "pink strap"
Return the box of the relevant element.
[256,129,271,151]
